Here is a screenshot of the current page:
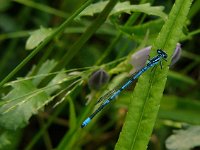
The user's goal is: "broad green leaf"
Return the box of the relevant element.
[25,27,53,50]
[111,2,167,19]
[165,125,200,150]
[29,59,67,95]
[0,80,50,130]
[79,2,167,20]
[32,59,57,86]
[115,0,193,149]
[45,70,67,95]
[30,59,67,95]
[0,60,68,130]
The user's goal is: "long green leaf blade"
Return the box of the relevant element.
[115,0,193,149]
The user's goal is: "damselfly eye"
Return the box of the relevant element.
[157,49,168,59]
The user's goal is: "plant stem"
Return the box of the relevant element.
[0,0,94,88]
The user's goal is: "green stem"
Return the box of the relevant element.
[39,0,119,87]
[56,1,119,149]
[37,117,53,150]
[25,103,66,150]
[0,0,94,88]
[95,0,150,65]
[0,7,31,78]
[14,0,69,18]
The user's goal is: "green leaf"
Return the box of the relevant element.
[25,27,53,50]
[30,59,69,95]
[111,2,167,19]
[118,19,164,43]
[30,59,67,95]
[68,97,76,130]
[0,80,50,130]
[79,2,167,20]
[0,129,22,150]
[188,0,200,19]
[0,131,11,149]
[166,125,200,150]
[31,59,57,86]
[115,0,193,149]
[0,60,68,130]
[0,0,94,87]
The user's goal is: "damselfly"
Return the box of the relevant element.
[81,49,168,128]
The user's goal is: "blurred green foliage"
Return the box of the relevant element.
[0,0,200,150]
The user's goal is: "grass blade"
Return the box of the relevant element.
[115,0,193,149]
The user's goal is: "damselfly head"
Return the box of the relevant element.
[157,49,168,59]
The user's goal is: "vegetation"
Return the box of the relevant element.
[0,0,199,149]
